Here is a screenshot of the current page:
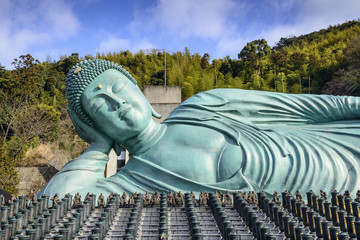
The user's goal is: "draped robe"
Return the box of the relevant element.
[39,89,360,197]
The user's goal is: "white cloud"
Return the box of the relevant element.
[96,36,156,54]
[0,0,80,69]
[127,0,250,59]
[266,0,297,13]
[136,39,157,51]
[215,37,245,59]
[261,25,305,47]
[97,37,131,53]
[40,0,80,39]
[130,0,247,39]
[261,0,360,46]
[301,0,360,25]
[153,0,242,38]
[211,0,360,57]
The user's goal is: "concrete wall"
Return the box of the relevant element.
[143,86,181,104]
[144,85,181,123]
[151,103,180,123]
[105,150,118,177]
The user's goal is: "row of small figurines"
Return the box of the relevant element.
[272,189,360,205]
[0,189,276,210]
[4,189,359,211]
[0,189,355,209]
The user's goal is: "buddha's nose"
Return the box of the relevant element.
[113,98,127,110]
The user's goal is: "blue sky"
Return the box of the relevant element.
[0,0,359,69]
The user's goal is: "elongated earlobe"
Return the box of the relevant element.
[150,105,162,119]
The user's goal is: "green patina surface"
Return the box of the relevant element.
[39,59,360,197]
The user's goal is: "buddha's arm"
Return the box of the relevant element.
[38,146,108,197]
[253,92,360,124]
[38,109,113,197]
[206,89,360,125]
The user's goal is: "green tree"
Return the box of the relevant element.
[58,53,81,74]
[0,145,18,194]
[307,54,318,93]
[10,54,41,101]
[238,39,271,76]
[270,52,287,91]
[323,35,360,95]
[200,53,210,70]
[0,63,11,93]
[0,92,24,194]
[150,70,165,85]
[0,64,9,78]
[182,77,195,100]
[290,52,307,93]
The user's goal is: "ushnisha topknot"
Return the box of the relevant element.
[65,59,137,127]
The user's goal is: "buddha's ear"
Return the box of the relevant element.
[150,105,162,119]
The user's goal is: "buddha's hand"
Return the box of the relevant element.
[68,108,113,154]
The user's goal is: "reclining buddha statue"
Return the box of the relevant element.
[39,59,360,197]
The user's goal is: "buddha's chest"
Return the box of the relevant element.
[141,124,239,182]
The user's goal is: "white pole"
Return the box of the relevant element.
[164,49,167,86]
[215,61,217,86]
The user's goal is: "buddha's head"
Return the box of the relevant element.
[66,59,161,142]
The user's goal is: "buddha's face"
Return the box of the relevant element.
[81,69,152,142]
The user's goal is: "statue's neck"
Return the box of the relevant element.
[122,120,166,155]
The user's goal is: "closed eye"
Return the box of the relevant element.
[112,80,127,93]
[90,97,106,116]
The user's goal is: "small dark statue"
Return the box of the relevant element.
[98,193,105,207]
[72,192,82,208]
[52,193,59,206]
[273,192,281,205]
